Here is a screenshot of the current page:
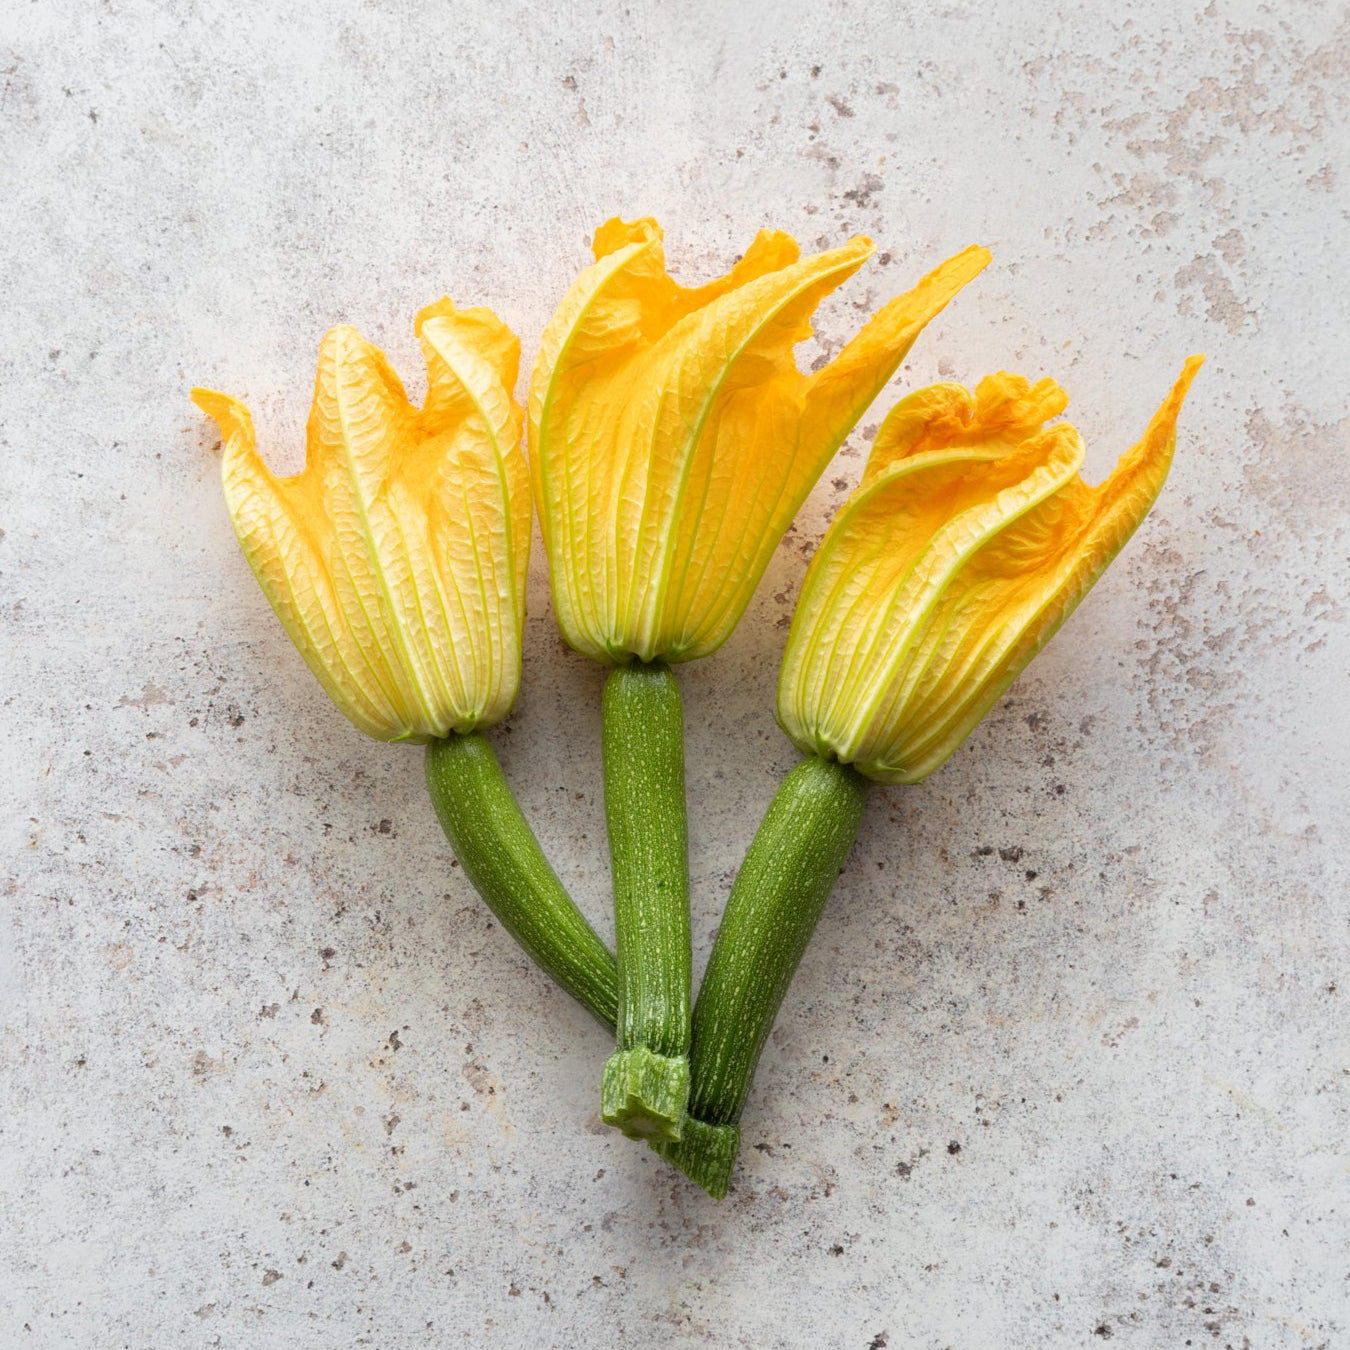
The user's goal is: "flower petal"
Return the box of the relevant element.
[530,222,989,665]
[802,245,994,483]
[672,246,994,659]
[414,299,530,729]
[194,302,530,742]
[864,370,1066,485]
[616,235,877,660]
[779,424,1084,767]
[778,356,1203,782]
[882,354,1205,778]
[195,386,401,739]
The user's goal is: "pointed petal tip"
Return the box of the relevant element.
[933,243,993,291]
[1095,354,1205,506]
[802,234,875,274]
[1150,353,1206,436]
[191,386,254,444]
[320,322,373,361]
[414,295,458,335]
[906,244,992,306]
[799,242,994,450]
[1178,352,1206,390]
[189,384,222,415]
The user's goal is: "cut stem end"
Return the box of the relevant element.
[652,1117,740,1200]
[601,1046,690,1142]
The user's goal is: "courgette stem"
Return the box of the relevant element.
[600,661,692,1141]
[655,753,868,1196]
[425,731,618,1030]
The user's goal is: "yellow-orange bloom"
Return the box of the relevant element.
[529,218,990,664]
[193,299,529,743]
[778,357,1205,783]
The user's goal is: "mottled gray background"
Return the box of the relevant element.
[2,1,1347,1346]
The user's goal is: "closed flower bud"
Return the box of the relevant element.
[529,217,990,664]
[778,357,1205,782]
[193,299,529,742]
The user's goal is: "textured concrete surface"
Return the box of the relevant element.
[2,1,1347,1346]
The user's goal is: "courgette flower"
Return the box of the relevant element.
[193,299,529,743]
[529,218,990,665]
[778,357,1205,783]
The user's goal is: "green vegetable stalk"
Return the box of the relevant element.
[425,732,619,1030]
[655,754,867,1196]
[599,661,692,1141]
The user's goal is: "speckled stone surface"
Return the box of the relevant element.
[2,2,1347,1346]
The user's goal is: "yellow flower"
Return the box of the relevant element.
[778,356,1205,783]
[192,299,529,743]
[529,217,990,664]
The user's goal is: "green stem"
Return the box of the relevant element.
[600,661,692,1141]
[424,732,618,1030]
[655,753,868,1196]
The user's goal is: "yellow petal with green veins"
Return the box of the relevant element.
[780,418,1086,765]
[529,218,990,665]
[666,245,996,662]
[193,297,528,743]
[886,355,1206,780]
[778,356,1204,783]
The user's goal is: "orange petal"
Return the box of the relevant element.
[779,357,1203,782]
[193,303,531,742]
[529,224,989,665]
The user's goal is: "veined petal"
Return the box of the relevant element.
[195,301,529,743]
[593,218,803,318]
[864,370,1066,484]
[778,357,1204,782]
[302,326,434,731]
[780,424,1084,765]
[529,219,847,661]
[195,386,401,739]
[418,296,521,412]
[617,235,876,660]
[803,246,994,485]
[529,219,670,662]
[529,219,989,665]
[877,354,1205,779]
[413,299,530,729]
[668,246,994,660]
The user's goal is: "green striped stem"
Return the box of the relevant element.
[654,754,868,1197]
[600,661,692,1141]
[425,732,618,1030]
